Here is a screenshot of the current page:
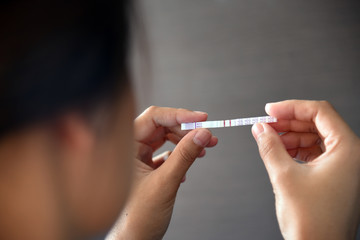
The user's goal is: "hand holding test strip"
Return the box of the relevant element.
[181,116,277,130]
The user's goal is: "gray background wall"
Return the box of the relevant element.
[134,0,360,239]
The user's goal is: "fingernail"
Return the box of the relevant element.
[194,111,207,115]
[193,130,211,147]
[181,175,186,183]
[252,123,264,140]
[265,103,273,114]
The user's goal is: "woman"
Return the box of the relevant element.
[0,1,359,239]
[0,1,217,239]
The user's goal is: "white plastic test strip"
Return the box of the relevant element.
[181,116,277,130]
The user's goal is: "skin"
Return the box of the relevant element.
[107,106,218,240]
[252,100,360,240]
[2,93,359,240]
[0,87,218,240]
[0,89,136,240]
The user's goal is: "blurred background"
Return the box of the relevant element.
[133,0,360,239]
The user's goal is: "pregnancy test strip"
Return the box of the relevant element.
[181,116,277,130]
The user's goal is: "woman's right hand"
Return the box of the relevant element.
[252,100,360,239]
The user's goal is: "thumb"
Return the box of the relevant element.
[252,123,294,177]
[159,129,212,184]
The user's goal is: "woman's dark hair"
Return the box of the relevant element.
[0,0,132,137]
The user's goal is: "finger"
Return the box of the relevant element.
[289,145,323,162]
[265,100,353,142]
[181,175,186,183]
[138,125,190,151]
[147,131,218,157]
[167,131,218,148]
[269,119,317,133]
[168,125,188,138]
[152,151,171,169]
[153,151,171,162]
[152,136,215,169]
[152,133,217,151]
[280,132,321,149]
[252,123,295,179]
[166,133,181,145]
[135,106,208,142]
[165,122,217,145]
[198,149,206,158]
[138,128,190,153]
[141,116,211,150]
[167,125,205,142]
[158,128,212,184]
[141,127,201,152]
[287,148,298,158]
[207,136,218,148]
[142,126,167,151]
[135,142,153,164]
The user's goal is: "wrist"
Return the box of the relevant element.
[106,210,166,240]
[287,220,356,240]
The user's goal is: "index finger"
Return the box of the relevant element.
[134,106,208,142]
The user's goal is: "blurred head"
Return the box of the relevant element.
[0,0,135,239]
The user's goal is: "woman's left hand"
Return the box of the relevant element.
[107,106,218,240]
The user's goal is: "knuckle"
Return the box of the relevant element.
[177,147,196,165]
[318,100,333,109]
[145,105,158,114]
[301,150,313,162]
[310,124,318,133]
[176,108,188,120]
[136,105,159,122]
[258,135,275,160]
[324,134,341,149]
[138,105,158,119]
